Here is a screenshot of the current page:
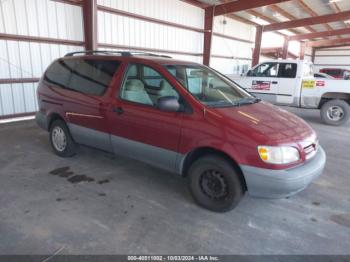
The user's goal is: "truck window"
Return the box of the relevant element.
[248,63,278,77]
[279,63,297,78]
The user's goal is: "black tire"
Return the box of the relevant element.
[49,119,77,157]
[320,99,350,126]
[188,155,244,212]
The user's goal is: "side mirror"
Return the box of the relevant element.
[157,96,180,112]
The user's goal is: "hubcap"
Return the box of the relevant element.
[199,170,228,200]
[327,106,344,121]
[52,126,67,152]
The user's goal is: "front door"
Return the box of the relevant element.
[276,62,298,105]
[238,62,279,103]
[107,63,184,173]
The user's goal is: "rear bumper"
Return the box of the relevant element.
[35,111,48,130]
[240,146,326,198]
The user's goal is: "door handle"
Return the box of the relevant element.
[112,107,124,115]
[272,81,278,84]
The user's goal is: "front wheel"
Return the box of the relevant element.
[320,99,350,126]
[49,119,77,157]
[188,155,244,212]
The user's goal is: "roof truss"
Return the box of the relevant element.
[214,0,291,16]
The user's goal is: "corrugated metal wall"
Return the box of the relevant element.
[0,0,84,118]
[97,0,255,74]
[211,16,255,75]
[314,46,350,71]
[97,0,204,63]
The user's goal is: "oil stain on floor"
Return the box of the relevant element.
[49,166,98,184]
[330,214,350,228]
[68,175,94,183]
[50,166,73,178]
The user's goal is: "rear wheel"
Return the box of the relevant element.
[321,99,350,126]
[188,155,244,212]
[49,119,77,157]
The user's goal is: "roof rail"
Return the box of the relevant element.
[64,50,132,57]
[130,52,172,58]
[64,50,172,58]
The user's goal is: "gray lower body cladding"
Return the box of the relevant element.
[36,114,325,198]
[35,111,49,130]
[68,123,184,174]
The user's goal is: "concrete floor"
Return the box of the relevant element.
[0,107,349,255]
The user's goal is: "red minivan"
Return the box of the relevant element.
[36,51,326,212]
[320,68,350,79]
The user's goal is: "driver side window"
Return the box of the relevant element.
[248,63,279,77]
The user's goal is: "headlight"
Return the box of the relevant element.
[258,146,300,164]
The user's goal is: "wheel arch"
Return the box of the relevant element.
[180,147,247,191]
[319,92,350,109]
[47,112,66,130]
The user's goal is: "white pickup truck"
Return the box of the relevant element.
[235,59,350,125]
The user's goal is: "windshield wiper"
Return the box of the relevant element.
[237,97,261,106]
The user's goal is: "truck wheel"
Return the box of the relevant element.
[321,99,350,126]
[188,155,244,212]
[49,119,77,157]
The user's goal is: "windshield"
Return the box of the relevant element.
[165,64,257,107]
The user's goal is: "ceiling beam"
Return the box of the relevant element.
[316,44,350,49]
[296,0,340,39]
[307,37,350,48]
[330,1,349,29]
[290,28,350,41]
[269,4,316,34]
[179,0,210,9]
[227,14,259,26]
[247,9,301,35]
[263,10,350,32]
[214,0,291,16]
[214,1,288,37]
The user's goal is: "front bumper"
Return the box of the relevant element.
[240,146,326,198]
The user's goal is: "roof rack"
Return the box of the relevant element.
[64,50,172,58]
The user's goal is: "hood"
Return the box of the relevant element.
[208,101,316,145]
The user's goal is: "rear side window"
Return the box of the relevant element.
[68,59,121,96]
[279,63,297,78]
[45,60,74,88]
[44,59,120,96]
